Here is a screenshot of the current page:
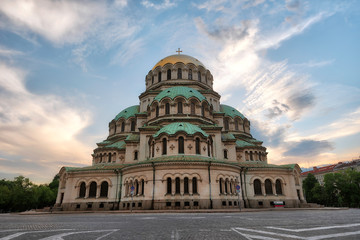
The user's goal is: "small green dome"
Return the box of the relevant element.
[220,104,245,119]
[114,105,139,121]
[153,86,206,103]
[153,122,208,138]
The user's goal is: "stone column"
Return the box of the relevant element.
[189,180,193,195]
[180,179,184,195]
[172,178,175,195]
[272,183,276,195]
[261,183,266,196]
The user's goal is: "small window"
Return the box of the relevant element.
[131,120,136,131]
[167,69,171,80]
[152,76,154,84]
[198,71,201,82]
[184,201,190,206]
[166,202,171,207]
[89,181,97,198]
[195,138,200,155]
[224,119,229,131]
[76,204,80,209]
[162,138,167,155]
[175,177,180,194]
[234,201,237,206]
[141,179,144,195]
[201,104,205,117]
[265,179,273,195]
[184,177,189,194]
[178,137,184,154]
[192,177,198,194]
[235,119,239,131]
[158,72,161,82]
[194,201,199,206]
[100,181,108,197]
[188,69,192,80]
[156,105,159,117]
[258,201,263,206]
[79,182,86,198]
[175,202,181,207]
[276,179,283,195]
[224,150,228,159]
[121,122,125,132]
[222,201,226,206]
[132,202,135,207]
[219,178,223,194]
[177,101,183,114]
[191,102,195,115]
[165,103,170,114]
[134,151,138,160]
[99,203,104,208]
[254,179,262,195]
[177,68,182,79]
[138,202,142,207]
[87,203,92,208]
[250,151,253,161]
[167,177,172,194]
[108,153,111,163]
[229,201,232,206]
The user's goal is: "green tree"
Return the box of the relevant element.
[303,173,319,203]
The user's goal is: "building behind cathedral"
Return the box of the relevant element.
[55,53,305,211]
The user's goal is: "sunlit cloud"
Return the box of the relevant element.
[0,62,92,183]
[141,0,176,10]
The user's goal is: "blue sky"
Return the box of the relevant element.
[0,0,359,183]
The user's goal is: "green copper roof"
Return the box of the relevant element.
[222,133,236,141]
[125,134,140,142]
[220,104,245,119]
[236,139,256,148]
[114,105,139,121]
[104,140,126,150]
[153,122,209,138]
[153,86,206,102]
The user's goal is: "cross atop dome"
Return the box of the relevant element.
[176,48,182,55]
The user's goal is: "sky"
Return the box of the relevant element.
[0,0,359,183]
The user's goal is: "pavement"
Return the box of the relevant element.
[17,207,348,215]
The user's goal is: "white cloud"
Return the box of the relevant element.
[0,63,92,182]
[0,0,108,45]
[141,0,176,10]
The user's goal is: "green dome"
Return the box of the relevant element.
[153,122,208,138]
[153,86,206,103]
[220,104,245,119]
[114,105,139,121]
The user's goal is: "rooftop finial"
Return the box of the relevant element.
[176,48,182,55]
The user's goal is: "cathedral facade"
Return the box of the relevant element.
[55,53,305,211]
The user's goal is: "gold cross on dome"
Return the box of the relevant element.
[176,48,182,55]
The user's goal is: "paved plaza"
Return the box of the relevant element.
[0,209,359,239]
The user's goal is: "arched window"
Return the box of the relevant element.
[224,149,228,159]
[100,181,108,197]
[184,177,189,194]
[151,141,155,158]
[219,178,223,194]
[235,119,239,131]
[276,179,283,195]
[131,120,136,131]
[99,154,102,163]
[162,138,167,155]
[259,153,262,161]
[89,181,97,198]
[165,102,170,114]
[121,122,125,132]
[192,177,198,194]
[265,179,273,195]
[175,177,180,194]
[178,136,184,154]
[141,179,145,195]
[250,151,253,161]
[224,119,229,131]
[177,68,182,79]
[225,179,228,193]
[114,124,117,134]
[229,181,233,194]
[152,75,154,84]
[198,71,201,82]
[156,105,159,117]
[205,75,208,84]
[135,180,139,195]
[167,69,171,80]
[134,151,138,160]
[207,141,210,157]
[167,177,172,194]
[108,153,111,163]
[177,101,183,114]
[79,182,86,198]
[195,138,200,155]
[158,72,161,82]
[191,102,195,115]
[188,69,192,80]
[254,179,262,195]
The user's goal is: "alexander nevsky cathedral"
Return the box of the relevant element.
[55,51,305,211]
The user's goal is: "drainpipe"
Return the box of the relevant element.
[240,167,247,208]
[151,162,155,210]
[208,162,213,209]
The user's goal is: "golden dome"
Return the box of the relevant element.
[152,54,205,70]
